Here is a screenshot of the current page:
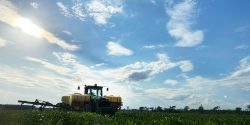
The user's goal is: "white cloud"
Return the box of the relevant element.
[56,1,86,21]
[53,52,77,65]
[56,0,122,25]
[229,56,250,78]
[0,65,71,89]
[235,25,250,33]
[145,88,189,101]
[3,48,249,108]
[182,56,250,105]
[164,79,178,85]
[165,0,204,47]
[101,53,193,82]
[144,57,250,108]
[178,60,194,72]
[30,2,39,9]
[234,44,248,50]
[90,63,106,68]
[71,0,86,21]
[25,56,72,76]
[0,37,7,47]
[56,2,73,17]
[42,31,78,51]
[0,64,76,105]
[106,41,133,56]
[140,55,250,108]
[62,30,72,36]
[0,0,78,51]
[86,0,123,25]
[196,45,208,50]
[150,0,156,5]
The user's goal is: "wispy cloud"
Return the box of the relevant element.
[0,65,71,89]
[164,79,178,86]
[165,0,204,47]
[90,63,106,68]
[56,0,123,25]
[56,1,86,21]
[145,88,189,101]
[86,0,123,25]
[4,52,249,108]
[53,52,77,65]
[0,0,78,50]
[234,44,248,50]
[56,2,73,17]
[229,56,250,78]
[235,25,250,33]
[62,30,72,36]
[30,2,39,9]
[178,60,194,72]
[150,0,157,5]
[71,0,86,21]
[106,41,133,56]
[0,37,7,47]
[25,56,72,76]
[101,53,193,82]
[143,44,167,49]
[149,55,250,107]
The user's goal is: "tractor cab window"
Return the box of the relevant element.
[88,88,102,97]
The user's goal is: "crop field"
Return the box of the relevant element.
[1,110,250,125]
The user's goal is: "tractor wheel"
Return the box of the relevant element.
[85,104,92,112]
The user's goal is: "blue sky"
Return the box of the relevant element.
[0,0,250,109]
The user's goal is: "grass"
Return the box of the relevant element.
[1,110,250,125]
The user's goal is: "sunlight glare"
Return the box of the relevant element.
[15,18,44,38]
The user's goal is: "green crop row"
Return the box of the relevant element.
[1,110,250,125]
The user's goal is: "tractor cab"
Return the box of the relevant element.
[84,84,103,97]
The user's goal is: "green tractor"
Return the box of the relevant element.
[60,84,122,115]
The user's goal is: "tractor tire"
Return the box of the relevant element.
[85,103,92,112]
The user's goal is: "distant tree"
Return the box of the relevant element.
[139,106,148,111]
[198,104,204,113]
[169,106,176,112]
[149,107,154,111]
[156,106,163,112]
[213,106,220,111]
[164,108,168,111]
[184,106,189,111]
[127,106,130,110]
[235,107,242,112]
[170,106,176,109]
[139,107,144,111]
[247,105,250,111]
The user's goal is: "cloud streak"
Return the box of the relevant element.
[143,44,167,49]
[0,0,78,51]
[165,0,204,47]
[0,37,7,47]
[25,56,72,76]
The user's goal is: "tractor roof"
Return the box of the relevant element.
[85,84,103,89]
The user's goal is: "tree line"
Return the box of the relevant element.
[124,104,250,114]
